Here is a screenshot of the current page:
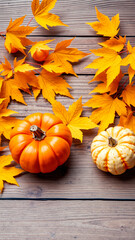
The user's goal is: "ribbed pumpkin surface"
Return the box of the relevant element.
[91,126,135,175]
[9,113,72,173]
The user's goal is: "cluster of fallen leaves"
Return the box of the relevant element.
[0,0,95,193]
[84,7,135,133]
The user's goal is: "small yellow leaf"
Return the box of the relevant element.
[0,155,24,193]
[86,7,120,37]
[99,36,126,52]
[29,39,54,57]
[31,0,68,29]
[52,98,98,142]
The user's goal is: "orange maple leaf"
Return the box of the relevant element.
[84,94,127,132]
[90,71,123,95]
[121,41,135,83]
[85,47,122,86]
[0,155,24,193]
[52,97,98,142]
[99,36,126,52]
[86,7,120,37]
[119,107,135,133]
[0,108,21,139]
[121,84,135,107]
[34,69,73,103]
[5,16,36,54]
[0,57,39,107]
[42,38,89,76]
[31,0,68,29]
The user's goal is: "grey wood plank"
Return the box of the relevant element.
[1,74,135,199]
[0,36,134,75]
[0,200,135,240]
[0,0,135,36]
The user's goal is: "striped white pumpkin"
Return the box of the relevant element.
[91,126,135,175]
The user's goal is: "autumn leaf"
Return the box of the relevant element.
[85,47,122,86]
[52,97,98,142]
[121,41,135,83]
[86,7,120,37]
[84,94,127,132]
[29,39,54,58]
[99,36,126,52]
[0,155,24,193]
[0,57,39,107]
[36,69,73,103]
[5,16,37,54]
[90,71,123,95]
[119,107,135,133]
[121,84,135,107]
[0,108,21,139]
[42,38,89,76]
[31,0,68,29]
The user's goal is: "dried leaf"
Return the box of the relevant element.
[42,38,89,75]
[86,7,120,37]
[84,94,127,132]
[0,108,21,139]
[52,97,98,142]
[85,47,122,86]
[121,84,135,107]
[0,155,24,193]
[99,36,126,52]
[31,0,68,29]
[5,16,37,54]
[37,69,73,103]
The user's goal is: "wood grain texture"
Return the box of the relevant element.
[0,0,135,36]
[1,73,134,199]
[0,200,135,240]
[0,36,134,75]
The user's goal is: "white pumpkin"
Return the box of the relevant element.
[91,126,135,175]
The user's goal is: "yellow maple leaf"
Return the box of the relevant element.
[84,94,127,132]
[52,97,98,142]
[0,108,21,139]
[90,71,123,95]
[31,0,68,29]
[36,69,73,103]
[42,38,89,76]
[99,36,126,52]
[0,155,24,193]
[5,16,37,54]
[29,39,53,57]
[119,107,135,133]
[85,47,122,86]
[14,57,38,72]
[121,84,135,107]
[0,57,13,79]
[121,41,135,83]
[86,7,120,37]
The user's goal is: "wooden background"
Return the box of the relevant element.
[0,0,135,239]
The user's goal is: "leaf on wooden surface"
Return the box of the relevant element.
[121,84,135,107]
[52,97,98,142]
[14,57,38,72]
[0,57,13,79]
[86,7,120,37]
[31,0,68,29]
[0,108,21,139]
[0,155,24,193]
[119,107,135,133]
[85,47,122,86]
[121,41,135,83]
[90,71,123,95]
[37,69,73,103]
[5,16,37,54]
[42,38,89,75]
[84,94,127,132]
[29,39,53,57]
[99,36,126,52]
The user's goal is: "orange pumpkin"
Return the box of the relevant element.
[9,113,72,173]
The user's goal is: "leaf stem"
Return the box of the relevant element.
[0,33,5,39]
[27,16,34,26]
[113,77,129,98]
[35,69,41,74]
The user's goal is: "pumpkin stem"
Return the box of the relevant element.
[30,125,46,141]
[108,136,117,147]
